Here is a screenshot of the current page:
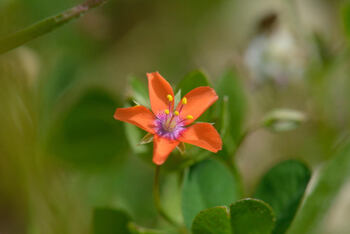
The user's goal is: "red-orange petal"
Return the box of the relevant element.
[153,135,179,165]
[147,72,174,115]
[177,87,218,125]
[114,106,155,134]
[179,123,222,152]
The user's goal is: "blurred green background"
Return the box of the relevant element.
[1,0,350,233]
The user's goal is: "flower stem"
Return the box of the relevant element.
[0,0,108,54]
[225,124,261,173]
[233,124,261,156]
[153,165,178,226]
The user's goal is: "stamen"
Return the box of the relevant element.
[174,111,179,116]
[164,109,170,114]
[178,97,187,114]
[167,94,173,102]
[186,115,193,119]
[167,94,173,113]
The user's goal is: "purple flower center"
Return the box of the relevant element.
[154,112,185,140]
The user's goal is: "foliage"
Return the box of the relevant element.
[1,0,350,233]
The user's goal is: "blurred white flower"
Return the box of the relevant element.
[244,24,305,86]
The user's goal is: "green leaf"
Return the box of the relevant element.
[182,159,241,228]
[254,160,311,234]
[287,144,350,234]
[218,96,236,157]
[49,88,128,168]
[192,206,231,234]
[176,70,210,95]
[191,199,275,234]
[262,109,306,132]
[93,208,131,234]
[341,2,350,44]
[139,133,154,145]
[124,123,149,154]
[174,89,182,108]
[130,76,150,108]
[176,70,211,122]
[230,198,275,234]
[216,68,245,143]
[0,0,108,54]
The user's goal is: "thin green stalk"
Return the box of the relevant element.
[232,124,260,156]
[0,0,107,54]
[225,124,261,172]
[225,125,261,196]
[153,165,178,226]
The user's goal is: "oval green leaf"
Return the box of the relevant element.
[182,159,241,228]
[176,70,211,122]
[129,76,150,108]
[254,160,311,234]
[230,198,275,234]
[216,68,245,143]
[176,70,210,95]
[192,206,231,234]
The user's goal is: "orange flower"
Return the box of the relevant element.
[114,72,222,165]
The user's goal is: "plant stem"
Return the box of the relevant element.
[233,124,261,156]
[0,0,108,54]
[224,125,261,196]
[153,165,178,226]
[225,124,260,171]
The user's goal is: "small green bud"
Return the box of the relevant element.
[139,132,154,145]
[262,109,306,132]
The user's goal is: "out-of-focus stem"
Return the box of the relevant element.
[153,165,178,226]
[0,0,108,54]
[232,124,261,156]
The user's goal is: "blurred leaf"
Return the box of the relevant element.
[216,69,245,143]
[191,199,275,234]
[124,123,149,154]
[254,160,311,234]
[0,0,108,54]
[123,101,152,159]
[174,89,182,108]
[311,33,333,66]
[192,206,231,234]
[40,56,81,116]
[218,96,236,158]
[93,208,131,234]
[139,132,154,145]
[342,2,350,44]
[287,144,350,234]
[176,70,213,123]
[49,88,128,168]
[182,159,241,228]
[176,70,210,95]
[230,198,275,234]
[262,109,306,132]
[130,76,150,108]
[128,223,162,234]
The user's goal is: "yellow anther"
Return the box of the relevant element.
[182,97,187,105]
[167,94,173,102]
[174,111,179,116]
[186,115,193,119]
[164,109,170,114]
